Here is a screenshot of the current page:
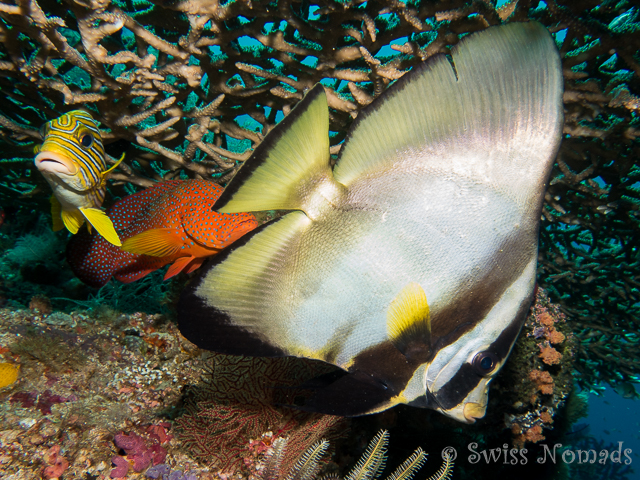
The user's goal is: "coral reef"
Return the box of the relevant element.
[1,0,638,394]
[496,288,577,448]
[0,306,210,479]
[258,429,454,480]
[0,0,639,477]
[176,354,348,473]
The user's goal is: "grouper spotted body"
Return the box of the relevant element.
[178,22,564,422]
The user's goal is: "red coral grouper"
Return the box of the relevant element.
[67,179,258,287]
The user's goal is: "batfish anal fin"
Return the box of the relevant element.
[215,84,345,219]
[121,228,182,257]
[179,211,310,357]
[79,207,122,246]
[61,208,85,235]
[179,282,288,358]
[50,195,64,232]
[299,368,405,416]
[333,21,563,199]
[386,282,431,360]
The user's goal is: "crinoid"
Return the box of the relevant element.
[259,430,454,480]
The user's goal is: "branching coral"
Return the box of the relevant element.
[0,0,639,393]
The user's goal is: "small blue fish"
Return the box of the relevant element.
[34,110,123,246]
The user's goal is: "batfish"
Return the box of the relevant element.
[178,22,563,423]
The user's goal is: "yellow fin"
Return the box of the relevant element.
[61,208,85,235]
[99,153,126,187]
[0,363,19,389]
[121,228,182,257]
[386,282,431,357]
[50,195,64,232]
[79,207,122,246]
[216,85,339,216]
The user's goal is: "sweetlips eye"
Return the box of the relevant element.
[472,351,499,376]
[80,133,94,148]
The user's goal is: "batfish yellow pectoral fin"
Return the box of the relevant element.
[61,208,85,235]
[50,195,64,232]
[215,84,342,216]
[79,207,122,246]
[121,228,182,257]
[387,282,431,359]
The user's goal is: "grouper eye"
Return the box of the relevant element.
[80,133,93,148]
[472,351,499,376]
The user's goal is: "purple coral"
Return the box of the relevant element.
[9,390,71,414]
[110,455,130,479]
[110,428,169,477]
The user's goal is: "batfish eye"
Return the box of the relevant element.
[80,133,94,148]
[472,351,499,376]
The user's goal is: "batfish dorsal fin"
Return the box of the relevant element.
[215,84,341,217]
[387,282,431,359]
[333,21,563,198]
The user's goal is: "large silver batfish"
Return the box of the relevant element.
[178,22,563,423]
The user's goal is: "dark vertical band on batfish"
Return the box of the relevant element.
[431,292,533,410]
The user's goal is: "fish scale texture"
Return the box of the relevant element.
[66,180,257,287]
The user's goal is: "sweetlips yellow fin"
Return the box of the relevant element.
[79,207,122,246]
[386,282,431,358]
[98,153,125,187]
[121,228,181,257]
[215,85,343,218]
[61,208,85,235]
[49,195,64,232]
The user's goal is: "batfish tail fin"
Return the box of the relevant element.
[214,84,345,218]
